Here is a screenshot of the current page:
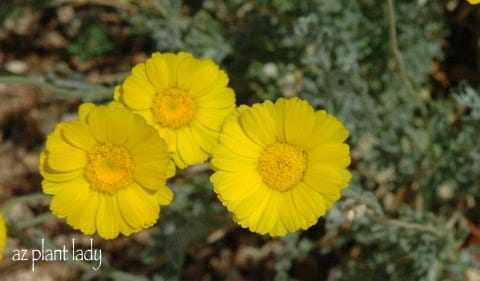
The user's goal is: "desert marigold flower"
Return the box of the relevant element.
[0,213,6,261]
[468,0,480,4]
[114,52,236,168]
[210,98,351,236]
[40,102,176,239]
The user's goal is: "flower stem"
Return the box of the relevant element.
[0,74,112,101]
[1,193,50,215]
[16,212,55,229]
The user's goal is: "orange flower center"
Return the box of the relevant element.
[84,143,134,193]
[257,142,307,192]
[151,88,196,129]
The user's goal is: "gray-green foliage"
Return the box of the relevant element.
[128,0,232,62]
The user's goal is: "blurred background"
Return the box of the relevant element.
[0,0,480,280]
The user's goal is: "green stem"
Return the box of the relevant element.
[1,193,50,215]
[16,213,55,229]
[0,74,112,101]
[387,0,416,96]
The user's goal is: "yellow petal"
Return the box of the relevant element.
[175,126,207,167]
[154,185,174,205]
[113,85,122,101]
[96,194,120,239]
[240,188,272,234]
[253,191,280,234]
[304,111,349,148]
[210,146,257,172]
[176,53,197,90]
[210,170,263,204]
[195,107,233,131]
[62,120,96,151]
[39,152,83,182]
[196,87,235,110]
[46,132,87,172]
[125,114,160,151]
[85,106,108,142]
[303,164,351,195]
[50,177,89,218]
[117,184,159,230]
[292,182,325,224]
[145,52,171,92]
[43,179,65,195]
[189,121,218,152]
[187,60,227,98]
[228,184,270,222]
[161,52,180,86]
[269,219,288,237]
[134,163,169,191]
[79,103,95,123]
[73,189,100,235]
[280,192,307,232]
[105,105,135,145]
[307,143,351,168]
[238,102,276,146]
[122,63,156,110]
[216,116,262,159]
[282,98,315,146]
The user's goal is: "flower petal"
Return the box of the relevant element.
[216,115,262,159]
[282,98,315,146]
[50,177,89,218]
[292,182,326,224]
[238,101,276,146]
[46,132,87,172]
[40,152,83,183]
[307,143,351,168]
[210,146,257,172]
[118,184,159,231]
[304,111,349,148]
[122,63,156,110]
[96,194,120,239]
[175,126,207,168]
[145,52,172,92]
[67,189,100,235]
[62,120,96,151]
[303,164,351,195]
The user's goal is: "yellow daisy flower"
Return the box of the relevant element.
[114,52,236,169]
[40,102,176,239]
[0,213,6,261]
[210,98,351,236]
[468,0,480,4]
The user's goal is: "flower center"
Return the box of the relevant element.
[84,143,134,194]
[151,88,196,129]
[257,142,307,192]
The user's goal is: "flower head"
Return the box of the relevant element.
[210,98,351,236]
[0,213,6,261]
[114,52,236,168]
[40,102,176,239]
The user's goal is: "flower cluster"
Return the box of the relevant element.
[40,52,351,239]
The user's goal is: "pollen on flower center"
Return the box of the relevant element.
[84,143,134,194]
[151,88,196,129]
[257,142,307,192]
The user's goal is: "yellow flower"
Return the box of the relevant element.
[468,0,480,4]
[40,102,175,239]
[210,98,351,236]
[114,52,236,169]
[0,213,6,261]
